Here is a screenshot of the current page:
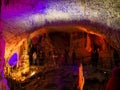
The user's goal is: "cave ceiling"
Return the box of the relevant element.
[1,0,120,51]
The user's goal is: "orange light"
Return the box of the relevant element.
[86,34,92,52]
[78,64,84,90]
[76,26,103,38]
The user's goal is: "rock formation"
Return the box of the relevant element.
[0,0,119,60]
[0,24,10,90]
[0,0,119,89]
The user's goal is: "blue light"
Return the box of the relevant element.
[8,53,19,67]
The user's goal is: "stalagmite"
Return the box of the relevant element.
[78,64,84,90]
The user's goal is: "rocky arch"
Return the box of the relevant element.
[4,20,120,59]
[1,0,119,59]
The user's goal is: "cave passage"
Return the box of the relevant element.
[4,26,118,90]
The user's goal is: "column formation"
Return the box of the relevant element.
[78,64,84,90]
[21,49,29,75]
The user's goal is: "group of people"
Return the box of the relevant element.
[28,45,77,66]
[91,48,99,67]
[59,49,77,66]
[28,38,45,66]
[32,50,45,66]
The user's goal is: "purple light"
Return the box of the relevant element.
[8,53,19,67]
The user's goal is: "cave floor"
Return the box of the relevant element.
[7,64,110,90]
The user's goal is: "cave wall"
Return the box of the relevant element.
[70,31,115,68]
[2,0,120,29]
[1,0,120,66]
[0,1,119,89]
[0,0,120,61]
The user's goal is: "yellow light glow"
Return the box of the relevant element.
[30,71,36,76]
[78,64,84,90]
